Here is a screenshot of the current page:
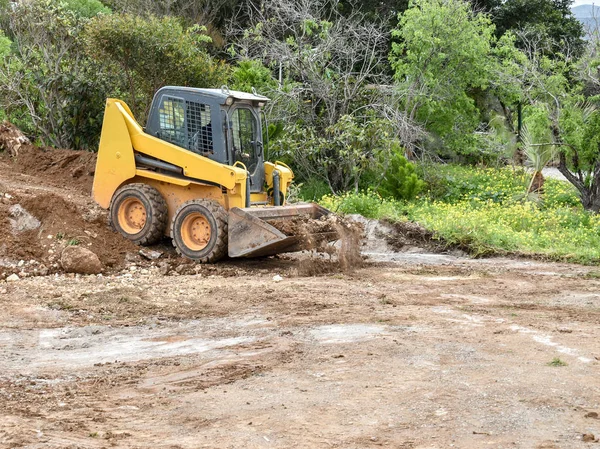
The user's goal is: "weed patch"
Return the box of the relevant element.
[318,165,600,264]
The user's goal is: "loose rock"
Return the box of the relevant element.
[9,204,41,233]
[583,434,595,443]
[158,261,170,276]
[6,274,19,282]
[139,249,163,260]
[60,246,102,275]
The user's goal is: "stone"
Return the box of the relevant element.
[8,204,41,233]
[6,274,19,282]
[125,252,140,263]
[583,434,595,443]
[60,246,102,275]
[139,249,163,260]
[158,261,170,276]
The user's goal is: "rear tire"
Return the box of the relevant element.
[170,199,228,263]
[109,183,168,245]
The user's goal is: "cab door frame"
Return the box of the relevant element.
[226,103,265,193]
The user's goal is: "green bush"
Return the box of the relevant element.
[0,30,10,58]
[62,0,111,17]
[320,190,403,220]
[378,146,425,201]
[84,14,228,123]
[230,59,278,94]
[298,178,330,202]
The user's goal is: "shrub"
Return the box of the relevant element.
[299,178,330,202]
[378,146,425,201]
[62,0,111,18]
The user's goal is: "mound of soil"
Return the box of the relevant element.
[0,190,138,278]
[0,122,96,193]
[10,146,96,193]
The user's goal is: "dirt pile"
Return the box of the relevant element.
[0,189,138,279]
[10,145,96,192]
[0,122,96,192]
[384,220,448,253]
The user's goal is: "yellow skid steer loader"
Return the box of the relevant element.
[92,86,333,262]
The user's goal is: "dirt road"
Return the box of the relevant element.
[1,255,600,449]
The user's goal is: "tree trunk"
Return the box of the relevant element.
[528,170,545,194]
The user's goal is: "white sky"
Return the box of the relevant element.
[572,0,597,6]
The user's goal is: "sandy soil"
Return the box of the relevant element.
[2,257,600,449]
[1,141,599,448]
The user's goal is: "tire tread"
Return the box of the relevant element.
[170,199,228,263]
[109,183,168,246]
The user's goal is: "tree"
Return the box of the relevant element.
[493,0,585,59]
[0,0,108,148]
[230,0,391,129]
[229,0,422,192]
[515,39,600,212]
[520,107,555,193]
[84,14,229,120]
[554,99,600,211]
[390,0,524,157]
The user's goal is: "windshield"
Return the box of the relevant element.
[230,107,258,174]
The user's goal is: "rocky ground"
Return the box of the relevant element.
[0,125,599,448]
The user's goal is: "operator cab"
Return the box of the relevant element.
[146,86,269,192]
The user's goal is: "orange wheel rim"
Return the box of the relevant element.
[181,212,211,251]
[118,198,147,234]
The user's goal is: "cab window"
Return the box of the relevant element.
[158,96,186,147]
[231,108,258,173]
[186,101,213,155]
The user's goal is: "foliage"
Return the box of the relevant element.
[229,59,278,94]
[101,0,239,34]
[0,30,10,59]
[0,0,107,148]
[493,0,585,58]
[378,146,425,200]
[320,190,403,220]
[61,0,112,18]
[229,0,425,157]
[274,115,403,194]
[298,178,331,202]
[232,0,390,130]
[390,0,525,155]
[84,14,228,120]
[319,165,600,263]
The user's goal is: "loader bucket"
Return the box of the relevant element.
[227,203,337,258]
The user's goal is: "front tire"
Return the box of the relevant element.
[170,200,228,263]
[109,183,168,245]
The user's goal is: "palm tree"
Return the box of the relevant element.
[521,123,555,194]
